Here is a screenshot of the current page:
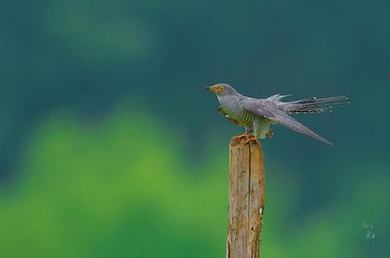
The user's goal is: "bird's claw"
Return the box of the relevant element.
[244,135,257,144]
[265,129,274,138]
[231,134,257,145]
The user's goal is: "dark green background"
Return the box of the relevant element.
[0,0,389,257]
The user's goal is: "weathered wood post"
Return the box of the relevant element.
[226,135,265,258]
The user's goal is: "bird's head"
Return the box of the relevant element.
[207,83,238,97]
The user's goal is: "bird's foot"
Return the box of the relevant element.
[231,134,246,145]
[244,135,257,144]
[265,129,274,138]
[231,134,257,145]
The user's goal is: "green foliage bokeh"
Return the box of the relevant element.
[0,111,388,257]
[1,0,389,255]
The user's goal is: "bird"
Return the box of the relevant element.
[207,83,348,146]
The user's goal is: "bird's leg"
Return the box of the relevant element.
[234,127,250,138]
[242,127,256,144]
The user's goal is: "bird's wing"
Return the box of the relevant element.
[217,106,242,126]
[242,99,333,146]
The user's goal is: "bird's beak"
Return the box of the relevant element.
[206,85,217,93]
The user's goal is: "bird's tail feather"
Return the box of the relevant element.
[274,111,335,146]
[284,96,349,114]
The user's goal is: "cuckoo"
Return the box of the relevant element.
[207,83,348,146]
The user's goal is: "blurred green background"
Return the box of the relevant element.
[0,0,389,257]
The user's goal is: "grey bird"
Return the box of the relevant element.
[207,83,348,146]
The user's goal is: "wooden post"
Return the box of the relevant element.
[226,136,265,258]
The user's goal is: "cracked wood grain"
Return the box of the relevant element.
[226,136,265,258]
